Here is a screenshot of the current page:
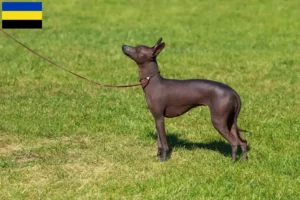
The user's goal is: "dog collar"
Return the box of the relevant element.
[139,71,160,88]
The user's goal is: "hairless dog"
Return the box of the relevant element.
[122,38,248,162]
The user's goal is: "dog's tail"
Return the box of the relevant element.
[234,94,249,143]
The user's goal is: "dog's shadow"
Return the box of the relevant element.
[147,132,251,158]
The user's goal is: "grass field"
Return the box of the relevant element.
[1,0,300,199]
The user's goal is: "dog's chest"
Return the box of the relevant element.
[144,89,162,109]
[145,92,156,108]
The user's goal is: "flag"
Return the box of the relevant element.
[2,2,42,29]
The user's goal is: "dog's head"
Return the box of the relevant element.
[122,38,165,65]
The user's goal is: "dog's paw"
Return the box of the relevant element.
[153,148,162,157]
[152,154,160,158]
[159,151,169,162]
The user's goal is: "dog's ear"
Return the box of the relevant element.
[153,42,165,57]
[153,38,163,49]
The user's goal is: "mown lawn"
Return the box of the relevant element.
[0,0,300,199]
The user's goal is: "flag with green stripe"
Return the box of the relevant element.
[2,2,43,29]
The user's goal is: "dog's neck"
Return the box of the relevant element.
[138,61,161,80]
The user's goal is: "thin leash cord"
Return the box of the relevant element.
[0,29,144,88]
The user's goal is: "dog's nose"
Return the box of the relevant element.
[122,45,130,53]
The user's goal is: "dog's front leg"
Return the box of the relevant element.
[155,117,169,162]
[154,132,163,157]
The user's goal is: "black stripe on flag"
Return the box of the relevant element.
[2,20,42,29]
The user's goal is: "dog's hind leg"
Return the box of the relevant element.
[211,112,239,161]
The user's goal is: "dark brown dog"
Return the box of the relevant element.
[122,38,247,162]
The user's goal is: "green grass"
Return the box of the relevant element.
[1,0,300,199]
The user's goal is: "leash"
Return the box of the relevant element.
[0,28,159,88]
